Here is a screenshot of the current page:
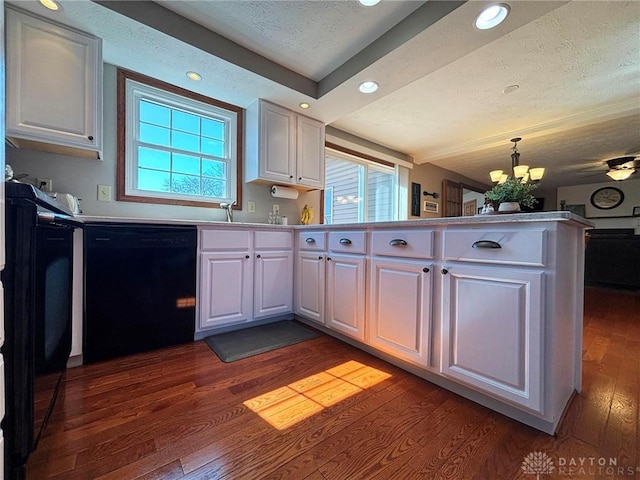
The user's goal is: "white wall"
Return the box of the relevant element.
[6,64,320,224]
[557,178,640,233]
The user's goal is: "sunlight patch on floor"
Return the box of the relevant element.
[243,360,392,430]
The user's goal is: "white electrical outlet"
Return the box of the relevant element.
[37,179,53,192]
[272,204,280,215]
[97,184,112,202]
[248,201,256,213]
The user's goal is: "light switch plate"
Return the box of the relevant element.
[97,184,112,202]
[273,204,280,215]
[248,201,256,213]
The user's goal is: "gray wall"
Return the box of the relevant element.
[6,63,320,224]
[408,162,490,218]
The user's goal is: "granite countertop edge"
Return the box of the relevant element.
[78,211,594,229]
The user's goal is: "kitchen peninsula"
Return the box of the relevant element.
[78,211,592,434]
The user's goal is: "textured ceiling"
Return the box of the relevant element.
[10,0,640,190]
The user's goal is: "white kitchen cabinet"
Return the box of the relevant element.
[326,253,366,341]
[199,251,253,329]
[198,229,253,330]
[198,228,294,332]
[440,264,544,412]
[253,230,294,319]
[5,7,103,158]
[295,114,325,188]
[369,257,432,366]
[245,99,325,190]
[295,251,325,324]
[254,250,294,319]
[294,231,326,324]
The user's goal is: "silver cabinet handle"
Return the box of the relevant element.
[305,238,315,243]
[389,239,407,247]
[472,240,502,249]
[339,238,352,245]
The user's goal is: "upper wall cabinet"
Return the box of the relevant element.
[245,99,325,190]
[5,7,103,159]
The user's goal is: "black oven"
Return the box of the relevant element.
[2,181,83,480]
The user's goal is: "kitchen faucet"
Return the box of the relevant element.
[219,201,236,222]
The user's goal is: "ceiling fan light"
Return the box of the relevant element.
[489,170,504,182]
[513,164,529,178]
[529,167,545,181]
[606,168,635,181]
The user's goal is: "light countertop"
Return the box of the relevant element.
[77,211,593,229]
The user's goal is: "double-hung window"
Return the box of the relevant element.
[118,69,242,206]
[324,148,399,224]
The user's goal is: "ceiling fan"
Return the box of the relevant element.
[570,154,638,181]
[603,156,637,181]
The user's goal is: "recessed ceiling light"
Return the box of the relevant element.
[358,0,381,6]
[358,81,379,94]
[186,71,202,81]
[299,102,310,109]
[475,4,510,30]
[40,0,61,11]
[502,84,519,94]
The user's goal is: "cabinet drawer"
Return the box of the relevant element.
[443,229,546,266]
[298,231,326,251]
[371,229,434,259]
[328,231,366,254]
[255,230,293,250]
[200,229,250,251]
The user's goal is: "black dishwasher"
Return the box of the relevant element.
[84,224,197,364]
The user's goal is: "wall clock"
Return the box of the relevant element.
[590,187,624,210]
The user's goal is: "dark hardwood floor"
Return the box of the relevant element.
[27,287,640,479]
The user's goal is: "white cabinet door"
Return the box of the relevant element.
[6,8,102,155]
[199,252,253,329]
[258,101,296,184]
[294,251,325,324]
[369,258,432,365]
[326,253,365,341]
[254,250,294,319]
[296,115,325,189]
[441,264,544,412]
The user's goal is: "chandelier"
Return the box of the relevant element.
[489,137,545,184]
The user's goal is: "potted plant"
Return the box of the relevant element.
[485,178,538,212]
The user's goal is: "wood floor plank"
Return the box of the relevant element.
[25,288,640,480]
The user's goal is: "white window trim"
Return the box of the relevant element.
[124,78,238,204]
[325,148,399,223]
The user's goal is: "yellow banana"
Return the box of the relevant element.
[300,205,313,225]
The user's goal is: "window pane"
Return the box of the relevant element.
[201,137,224,157]
[202,118,225,140]
[140,123,170,147]
[138,146,170,171]
[202,177,226,198]
[172,130,200,153]
[367,168,394,222]
[202,159,226,179]
[138,168,170,192]
[172,110,200,135]
[325,156,362,224]
[140,100,170,127]
[173,153,200,175]
[171,173,201,195]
